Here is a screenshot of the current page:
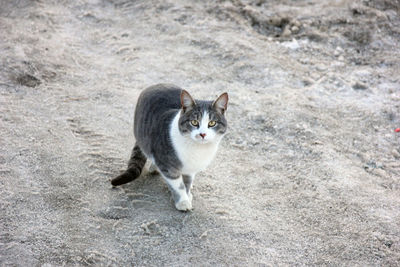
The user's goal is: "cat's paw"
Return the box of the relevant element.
[188,192,193,203]
[148,163,159,175]
[175,199,192,211]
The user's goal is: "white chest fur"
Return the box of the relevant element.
[170,112,221,175]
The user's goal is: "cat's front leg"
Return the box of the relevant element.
[148,162,160,175]
[162,174,192,211]
[183,174,195,203]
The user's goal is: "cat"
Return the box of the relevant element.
[111,84,228,211]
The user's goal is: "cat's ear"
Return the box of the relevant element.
[213,92,228,114]
[180,90,196,112]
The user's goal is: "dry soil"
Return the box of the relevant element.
[1,0,400,266]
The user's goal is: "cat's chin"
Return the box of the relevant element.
[193,138,213,144]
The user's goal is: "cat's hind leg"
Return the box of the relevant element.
[111,143,147,186]
[161,173,192,211]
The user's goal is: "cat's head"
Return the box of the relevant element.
[178,90,228,144]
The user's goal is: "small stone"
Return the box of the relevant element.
[316,64,327,72]
[281,25,291,37]
[353,82,368,90]
[291,25,299,34]
[392,149,400,159]
[302,78,314,86]
[333,47,343,56]
[199,230,210,239]
[292,20,301,27]
[282,39,300,50]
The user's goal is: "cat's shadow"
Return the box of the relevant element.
[101,172,175,219]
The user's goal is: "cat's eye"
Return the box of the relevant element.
[191,120,199,126]
[208,120,217,127]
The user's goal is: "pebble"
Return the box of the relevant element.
[352,82,368,90]
[302,78,314,86]
[282,39,300,50]
[316,64,327,72]
[292,20,301,27]
[281,25,292,37]
[353,69,371,78]
[392,149,400,159]
[291,25,299,34]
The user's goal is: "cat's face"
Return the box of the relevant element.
[178,91,228,144]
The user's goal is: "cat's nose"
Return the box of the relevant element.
[199,133,206,139]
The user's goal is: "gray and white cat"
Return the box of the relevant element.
[112,84,228,211]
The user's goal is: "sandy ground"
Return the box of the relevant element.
[1,0,400,265]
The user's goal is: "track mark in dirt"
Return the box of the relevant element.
[80,250,119,266]
[97,205,130,220]
[15,73,41,87]
[67,118,121,179]
[141,220,160,235]
[96,191,159,220]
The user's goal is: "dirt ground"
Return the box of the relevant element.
[1,0,400,265]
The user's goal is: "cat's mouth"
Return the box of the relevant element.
[193,136,211,144]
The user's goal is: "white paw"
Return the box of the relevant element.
[188,192,193,203]
[175,199,192,211]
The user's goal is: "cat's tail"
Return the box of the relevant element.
[111,144,147,186]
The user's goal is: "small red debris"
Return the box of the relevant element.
[395,128,400,133]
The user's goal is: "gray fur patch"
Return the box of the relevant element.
[179,182,185,190]
[183,175,193,194]
[133,84,183,178]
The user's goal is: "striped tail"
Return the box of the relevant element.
[111,144,147,186]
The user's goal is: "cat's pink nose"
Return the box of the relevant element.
[199,133,206,138]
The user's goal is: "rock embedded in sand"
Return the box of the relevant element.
[281,25,292,37]
[352,81,368,90]
[392,149,400,159]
